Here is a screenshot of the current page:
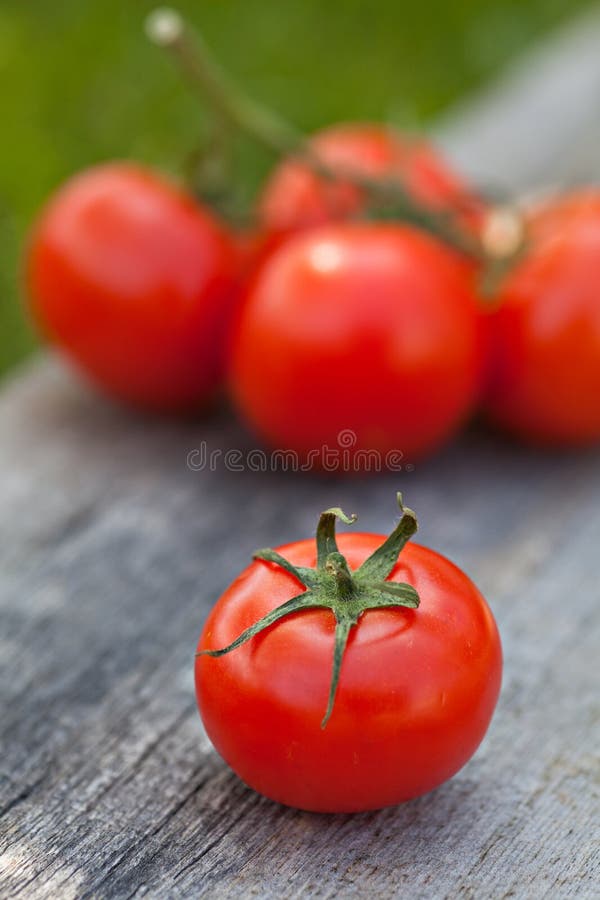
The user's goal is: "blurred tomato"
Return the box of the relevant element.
[259,122,482,237]
[486,190,600,445]
[229,223,484,469]
[27,163,238,412]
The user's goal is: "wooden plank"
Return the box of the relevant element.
[2,13,600,899]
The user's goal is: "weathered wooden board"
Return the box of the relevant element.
[2,11,600,899]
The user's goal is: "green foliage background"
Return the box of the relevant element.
[0,0,592,378]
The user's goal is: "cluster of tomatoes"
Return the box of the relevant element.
[25,121,600,469]
[24,12,600,473]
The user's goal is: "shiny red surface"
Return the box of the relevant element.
[229,223,484,467]
[486,190,600,445]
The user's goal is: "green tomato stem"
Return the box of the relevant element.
[146,8,488,261]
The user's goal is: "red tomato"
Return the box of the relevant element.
[486,190,600,445]
[196,500,502,812]
[229,223,484,468]
[26,163,238,412]
[258,122,481,236]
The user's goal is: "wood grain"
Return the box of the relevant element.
[2,12,600,898]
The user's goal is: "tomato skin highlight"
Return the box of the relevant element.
[26,163,238,412]
[486,190,600,445]
[196,532,501,813]
[229,223,485,467]
[258,122,481,237]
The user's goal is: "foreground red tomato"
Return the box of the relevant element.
[229,223,484,468]
[259,122,481,236]
[486,190,600,445]
[196,496,502,812]
[26,163,238,411]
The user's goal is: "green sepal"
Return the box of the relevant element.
[364,582,419,607]
[316,508,357,569]
[197,591,328,658]
[252,548,318,589]
[356,493,417,582]
[322,615,355,728]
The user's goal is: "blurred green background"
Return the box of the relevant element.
[0,0,593,380]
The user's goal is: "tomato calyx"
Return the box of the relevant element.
[197,493,420,727]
